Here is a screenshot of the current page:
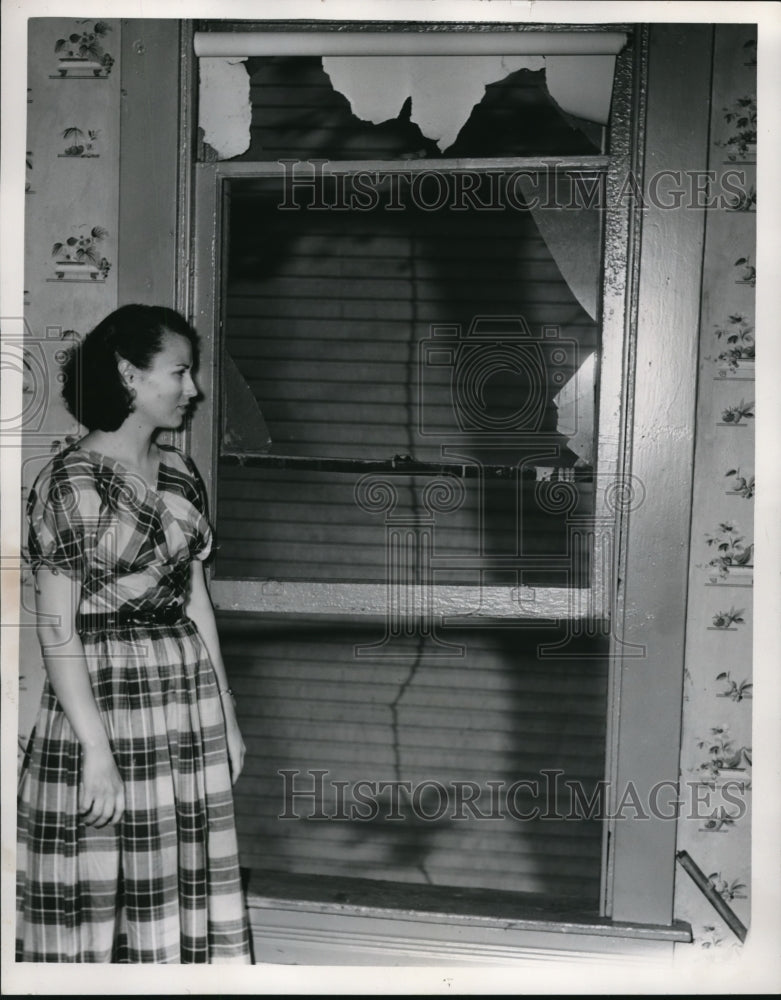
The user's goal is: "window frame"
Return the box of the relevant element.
[177,19,708,939]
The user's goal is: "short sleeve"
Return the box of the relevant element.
[26,458,94,576]
[181,452,214,562]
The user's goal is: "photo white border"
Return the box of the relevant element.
[2,1,779,994]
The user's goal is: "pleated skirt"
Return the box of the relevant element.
[16,621,252,963]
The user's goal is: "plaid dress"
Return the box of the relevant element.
[16,443,252,963]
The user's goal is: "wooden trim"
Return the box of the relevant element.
[248,870,691,941]
[196,20,634,36]
[117,20,182,308]
[176,21,197,456]
[176,21,197,328]
[598,23,648,918]
[211,580,602,619]
[246,871,687,965]
[190,165,223,502]
[196,157,610,175]
[604,24,712,926]
[248,907,678,966]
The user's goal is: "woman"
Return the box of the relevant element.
[16,305,252,963]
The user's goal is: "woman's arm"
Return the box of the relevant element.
[186,559,246,784]
[34,568,124,827]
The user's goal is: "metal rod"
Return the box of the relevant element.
[219,450,593,482]
[675,850,748,943]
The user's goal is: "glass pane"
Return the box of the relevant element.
[225,616,609,906]
[206,56,601,162]
[215,467,592,585]
[215,171,600,585]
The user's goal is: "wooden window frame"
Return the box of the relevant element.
[117,18,709,946]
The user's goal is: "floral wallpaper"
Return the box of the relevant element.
[676,24,756,952]
[19,18,122,740]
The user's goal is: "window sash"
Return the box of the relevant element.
[193,154,624,622]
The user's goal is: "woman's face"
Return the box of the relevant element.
[127,330,198,430]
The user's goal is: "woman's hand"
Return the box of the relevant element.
[222,699,246,785]
[35,568,124,828]
[187,561,246,784]
[80,743,125,828]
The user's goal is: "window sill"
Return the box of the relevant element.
[212,582,604,619]
[245,871,691,966]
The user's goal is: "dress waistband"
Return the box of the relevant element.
[77,604,187,634]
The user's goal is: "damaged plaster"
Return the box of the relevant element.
[198,57,251,159]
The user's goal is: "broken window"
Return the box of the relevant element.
[189,24,693,940]
[208,54,605,161]
[218,170,599,587]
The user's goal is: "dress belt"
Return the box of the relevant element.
[77,604,186,634]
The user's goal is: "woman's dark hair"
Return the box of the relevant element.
[61,304,199,431]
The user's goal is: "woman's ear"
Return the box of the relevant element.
[117,358,136,387]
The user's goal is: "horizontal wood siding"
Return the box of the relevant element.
[222,617,608,903]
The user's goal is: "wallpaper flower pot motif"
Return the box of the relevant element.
[60,126,100,157]
[725,185,756,213]
[705,522,753,583]
[708,606,745,630]
[712,314,754,378]
[716,672,752,702]
[51,226,111,280]
[696,725,752,780]
[719,399,754,425]
[734,256,756,287]
[700,808,738,834]
[708,873,748,904]
[725,469,754,499]
[54,22,114,77]
[716,362,754,382]
[717,95,757,161]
